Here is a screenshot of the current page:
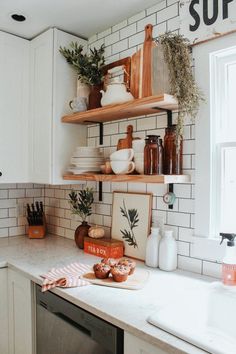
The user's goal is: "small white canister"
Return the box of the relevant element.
[159,230,177,271]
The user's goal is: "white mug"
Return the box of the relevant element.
[111,161,135,174]
[134,159,144,174]
[69,97,87,112]
[110,148,134,161]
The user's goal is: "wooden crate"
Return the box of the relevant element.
[84,237,124,258]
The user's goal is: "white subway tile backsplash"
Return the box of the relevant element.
[98,28,112,39]
[0,209,8,218]
[157,3,179,23]
[146,0,166,15]
[129,31,145,47]
[174,184,191,198]
[105,32,120,46]
[167,211,190,227]
[202,261,221,279]
[112,19,128,33]
[179,227,194,242]
[104,122,119,135]
[0,2,212,278]
[178,256,202,274]
[120,23,137,40]
[9,226,25,237]
[177,241,190,256]
[0,218,17,228]
[179,198,195,213]
[112,38,128,55]
[167,16,180,32]
[137,14,157,32]
[9,189,25,198]
[128,11,146,24]
[0,228,8,237]
[0,199,16,208]
[153,22,167,38]
[0,190,8,199]
[137,116,156,131]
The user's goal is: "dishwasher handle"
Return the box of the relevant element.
[54,311,91,337]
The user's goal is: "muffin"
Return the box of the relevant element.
[101,258,117,268]
[93,263,111,279]
[118,258,136,275]
[111,265,130,282]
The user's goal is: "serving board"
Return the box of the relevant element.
[82,268,149,290]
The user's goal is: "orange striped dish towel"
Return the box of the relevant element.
[41,262,91,292]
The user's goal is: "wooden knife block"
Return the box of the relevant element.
[28,218,46,239]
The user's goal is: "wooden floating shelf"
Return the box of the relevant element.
[61,94,178,124]
[63,174,190,184]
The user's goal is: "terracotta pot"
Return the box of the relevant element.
[74,221,90,249]
[88,84,102,110]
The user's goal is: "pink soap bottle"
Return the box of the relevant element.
[220,233,236,286]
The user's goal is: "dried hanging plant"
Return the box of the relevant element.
[158,32,203,141]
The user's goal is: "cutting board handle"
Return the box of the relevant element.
[145,24,153,42]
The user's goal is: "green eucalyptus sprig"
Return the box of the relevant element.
[68,188,94,222]
[59,42,105,86]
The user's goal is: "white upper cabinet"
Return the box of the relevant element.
[29,28,87,184]
[0,31,29,183]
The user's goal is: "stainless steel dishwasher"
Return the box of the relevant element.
[36,285,124,354]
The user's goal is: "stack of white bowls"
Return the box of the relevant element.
[132,139,145,174]
[110,148,135,175]
[68,147,104,174]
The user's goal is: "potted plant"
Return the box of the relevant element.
[59,42,105,109]
[158,32,203,145]
[68,188,94,249]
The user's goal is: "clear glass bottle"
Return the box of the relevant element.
[144,135,159,175]
[163,125,183,175]
[145,227,161,268]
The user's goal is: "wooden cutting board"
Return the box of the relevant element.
[82,268,149,290]
[142,24,157,98]
[117,125,136,150]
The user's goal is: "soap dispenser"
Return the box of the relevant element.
[220,233,236,286]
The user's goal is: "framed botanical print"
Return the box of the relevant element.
[111,191,152,260]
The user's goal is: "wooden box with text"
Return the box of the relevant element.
[84,237,124,258]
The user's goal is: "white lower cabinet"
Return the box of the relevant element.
[8,269,35,354]
[0,268,9,354]
[124,332,169,354]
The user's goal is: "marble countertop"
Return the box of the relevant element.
[0,235,212,354]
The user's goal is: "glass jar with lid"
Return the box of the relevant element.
[163,125,183,175]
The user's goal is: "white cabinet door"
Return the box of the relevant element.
[124,332,169,354]
[30,28,87,184]
[8,269,35,354]
[0,268,9,354]
[0,32,29,183]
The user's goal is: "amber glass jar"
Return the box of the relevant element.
[144,135,159,175]
[158,138,164,174]
[163,126,183,175]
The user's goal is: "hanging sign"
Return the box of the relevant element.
[180,0,236,43]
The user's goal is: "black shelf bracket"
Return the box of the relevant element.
[168,183,174,210]
[99,122,104,145]
[153,107,173,127]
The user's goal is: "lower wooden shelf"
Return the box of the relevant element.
[63,173,190,184]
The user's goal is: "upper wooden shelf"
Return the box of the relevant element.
[63,173,190,184]
[61,94,178,124]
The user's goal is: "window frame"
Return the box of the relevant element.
[192,32,236,261]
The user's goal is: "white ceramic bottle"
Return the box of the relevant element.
[159,230,177,271]
[145,226,161,268]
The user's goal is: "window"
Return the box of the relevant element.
[194,32,236,242]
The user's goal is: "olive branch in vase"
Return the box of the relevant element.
[120,199,139,248]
